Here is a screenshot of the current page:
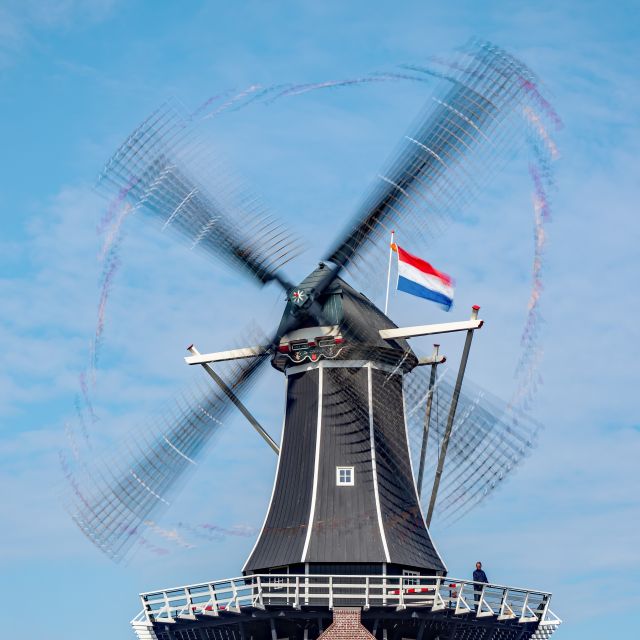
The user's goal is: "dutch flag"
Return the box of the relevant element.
[395,244,454,311]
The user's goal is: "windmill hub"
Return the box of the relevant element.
[273,266,417,373]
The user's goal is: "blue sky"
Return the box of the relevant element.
[0,2,638,639]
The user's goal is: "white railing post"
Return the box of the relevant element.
[329,576,333,609]
[539,594,551,621]
[365,576,370,610]
[521,591,529,619]
[519,591,539,623]
[498,588,515,620]
[432,577,445,611]
[163,591,173,622]
[456,581,471,615]
[476,585,495,618]
[230,579,239,611]
[205,582,219,616]
[254,576,261,609]
[140,596,150,623]
[183,587,194,619]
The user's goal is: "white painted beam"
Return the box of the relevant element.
[417,353,446,366]
[184,345,267,365]
[379,319,483,341]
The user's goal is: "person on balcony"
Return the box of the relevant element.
[473,561,488,610]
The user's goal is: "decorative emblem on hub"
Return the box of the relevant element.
[290,288,307,306]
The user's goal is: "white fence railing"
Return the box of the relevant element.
[137,574,559,627]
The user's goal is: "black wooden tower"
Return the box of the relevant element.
[244,268,446,578]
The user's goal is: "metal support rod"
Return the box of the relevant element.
[188,345,280,455]
[426,306,481,527]
[417,345,440,498]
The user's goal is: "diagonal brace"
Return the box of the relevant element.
[188,345,279,455]
[417,344,443,498]
[426,305,482,526]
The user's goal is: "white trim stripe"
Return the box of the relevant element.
[301,367,324,562]
[400,374,448,574]
[368,364,390,563]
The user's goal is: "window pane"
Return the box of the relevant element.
[336,466,354,485]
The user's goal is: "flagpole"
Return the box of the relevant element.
[384,230,395,316]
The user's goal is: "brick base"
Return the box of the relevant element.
[317,608,375,640]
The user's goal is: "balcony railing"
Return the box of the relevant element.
[136,574,560,628]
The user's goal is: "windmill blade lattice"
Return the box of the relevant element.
[98,99,302,290]
[65,350,269,562]
[403,366,541,525]
[325,41,535,297]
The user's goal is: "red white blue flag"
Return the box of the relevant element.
[394,244,454,311]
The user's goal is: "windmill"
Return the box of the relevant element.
[70,41,560,640]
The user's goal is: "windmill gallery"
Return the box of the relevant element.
[69,42,561,640]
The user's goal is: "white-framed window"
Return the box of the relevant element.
[403,569,419,586]
[336,466,354,486]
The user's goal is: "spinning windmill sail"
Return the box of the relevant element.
[404,368,540,525]
[327,42,533,295]
[97,99,303,288]
[68,41,544,563]
[68,352,270,562]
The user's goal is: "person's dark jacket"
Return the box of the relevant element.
[473,569,488,584]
